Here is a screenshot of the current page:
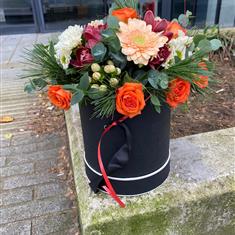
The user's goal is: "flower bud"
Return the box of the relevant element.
[91,84,99,89]
[92,72,101,81]
[99,85,107,92]
[107,60,114,65]
[116,67,121,75]
[91,63,101,72]
[89,76,92,83]
[109,78,119,87]
[104,65,116,73]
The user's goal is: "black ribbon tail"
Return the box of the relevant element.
[89,122,132,193]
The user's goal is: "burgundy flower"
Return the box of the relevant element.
[149,45,171,69]
[144,10,173,41]
[83,24,107,49]
[70,47,94,69]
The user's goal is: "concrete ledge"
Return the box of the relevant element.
[65,105,235,235]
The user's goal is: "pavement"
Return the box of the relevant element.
[0,34,79,234]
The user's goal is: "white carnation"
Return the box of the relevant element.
[163,30,193,68]
[88,20,104,28]
[54,25,84,69]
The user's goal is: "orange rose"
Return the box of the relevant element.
[166,21,187,39]
[116,83,145,118]
[112,7,138,23]
[166,78,191,108]
[194,62,209,89]
[48,85,71,110]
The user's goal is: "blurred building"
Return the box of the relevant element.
[0,0,234,35]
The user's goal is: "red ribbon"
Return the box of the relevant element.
[97,116,128,208]
[97,97,150,208]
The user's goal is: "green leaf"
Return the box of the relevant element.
[102,29,116,40]
[107,37,121,52]
[107,15,119,29]
[65,68,78,75]
[87,88,106,100]
[159,74,169,89]
[148,70,159,89]
[133,70,148,83]
[24,83,34,93]
[210,39,222,51]
[151,95,161,106]
[198,39,212,53]
[109,51,127,69]
[148,70,168,89]
[193,34,206,46]
[178,14,189,27]
[62,84,78,91]
[154,105,161,113]
[91,42,107,62]
[71,90,84,105]
[79,72,90,90]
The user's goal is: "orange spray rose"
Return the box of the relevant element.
[116,83,145,118]
[166,78,191,108]
[194,62,209,89]
[112,7,138,23]
[166,21,187,38]
[48,85,72,110]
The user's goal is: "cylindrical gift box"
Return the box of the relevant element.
[79,101,171,196]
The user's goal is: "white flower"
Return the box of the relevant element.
[163,30,193,67]
[54,25,84,69]
[88,20,104,28]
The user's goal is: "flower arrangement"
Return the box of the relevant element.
[22,0,223,207]
[22,0,222,119]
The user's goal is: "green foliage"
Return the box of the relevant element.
[107,16,119,29]
[91,42,107,62]
[164,48,214,85]
[210,39,222,51]
[114,0,138,10]
[71,89,84,105]
[21,42,68,92]
[150,95,161,113]
[79,72,90,91]
[148,70,169,90]
[178,11,192,27]
[90,90,116,119]
[102,29,121,52]
[109,51,127,69]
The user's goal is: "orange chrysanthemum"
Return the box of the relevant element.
[117,18,168,65]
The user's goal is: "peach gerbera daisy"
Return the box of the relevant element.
[117,18,168,65]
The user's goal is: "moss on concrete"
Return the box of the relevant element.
[65,107,235,235]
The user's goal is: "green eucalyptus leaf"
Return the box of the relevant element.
[87,88,106,100]
[148,70,159,89]
[63,84,78,91]
[193,34,206,46]
[106,37,121,52]
[186,10,192,17]
[198,39,212,53]
[178,14,189,27]
[102,29,116,40]
[151,95,161,106]
[79,72,90,90]
[148,70,168,89]
[210,39,222,51]
[91,42,107,62]
[159,73,169,89]
[24,83,34,93]
[107,15,119,29]
[71,89,84,105]
[109,51,127,69]
[154,105,161,113]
